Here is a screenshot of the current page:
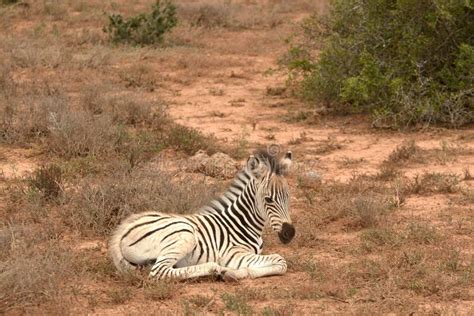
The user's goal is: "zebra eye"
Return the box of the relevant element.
[264,197,273,204]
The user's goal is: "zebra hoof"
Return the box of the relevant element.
[221,270,240,282]
[221,268,249,282]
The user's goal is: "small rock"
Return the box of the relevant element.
[185,150,209,173]
[186,151,239,179]
[298,170,322,188]
[205,152,239,179]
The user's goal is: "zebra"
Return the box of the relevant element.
[109,149,295,281]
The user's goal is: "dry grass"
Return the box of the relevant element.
[297,174,396,234]
[177,1,283,30]
[386,140,422,164]
[384,139,472,168]
[64,169,223,237]
[47,109,122,159]
[27,164,63,201]
[313,135,344,155]
[407,172,461,194]
[0,224,77,313]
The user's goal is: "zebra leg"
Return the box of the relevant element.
[220,251,287,281]
[150,260,222,280]
[149,232,222,280]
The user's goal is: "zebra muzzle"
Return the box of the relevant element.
[278,223,295,244]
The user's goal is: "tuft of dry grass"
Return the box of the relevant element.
[220,293,252,315]
[407,172,461,194]
[177,1,282,30]
[118,64,156,91]
[27,164,63,201]
[404,222,442,245]
[313,135,343,155]
[375,165,403,181]
[47,109,122,159]
[262,304,295,316]
[165,124,219,155]
[386,140,421,165]
[143,279,178,301]
[0,224,77,312]
[360,227,401,251]
[384,139,472,169]
[185,294,214,308]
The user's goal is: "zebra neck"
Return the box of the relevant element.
[204,170,266,236]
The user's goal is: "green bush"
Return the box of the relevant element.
[285,0,474,128]
[105,0,177,46]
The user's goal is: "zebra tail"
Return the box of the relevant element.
[109,213,149,272]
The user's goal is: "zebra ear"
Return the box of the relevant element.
[279,151,292,175]
[247,155,266,178]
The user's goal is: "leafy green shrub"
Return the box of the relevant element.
[285,0,474,128]
[105,0,177,46]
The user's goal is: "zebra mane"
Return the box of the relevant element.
[198,148,287,214]
[253,148,285,176]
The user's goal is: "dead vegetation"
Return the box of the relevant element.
[384,139,472,167]
[0,224,77,313]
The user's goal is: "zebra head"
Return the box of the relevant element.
[247,150,295,244]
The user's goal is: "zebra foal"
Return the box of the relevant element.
[109,149,295,281]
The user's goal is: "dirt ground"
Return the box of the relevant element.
[1,1,473,314]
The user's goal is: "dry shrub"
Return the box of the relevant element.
[404,223,442,245]
[390,246,471,298]
[384,140,470,169]
[113,270,179,301]
[143,279,178,301]
[165,124,218,155]
[64,169,223,236]
[80,85,107,115]
[352,194,389,228]
[262,304,295,316]
[80,86,170,127]
[47,109,122,159]
[306,175,394,226]
[313,135,343,155]
[28,164,63,201]
[0,62,15,95]
[106,96,169,127]
[408,172,460,194]
[108,288,133,304]
[360,222,441,253]
[375,165,402,181]
[118,64,157,91]
[221,291,253,315]
[0,224,76,312]
[185,294,213,308]
[296,175,398,248]
[177,1,281,30]
[0,94,61,144]
[360,227,401,251]
[344,258,388,286]
[179,2,234,28]
[4,36,71,69]
[386,140,421,165]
